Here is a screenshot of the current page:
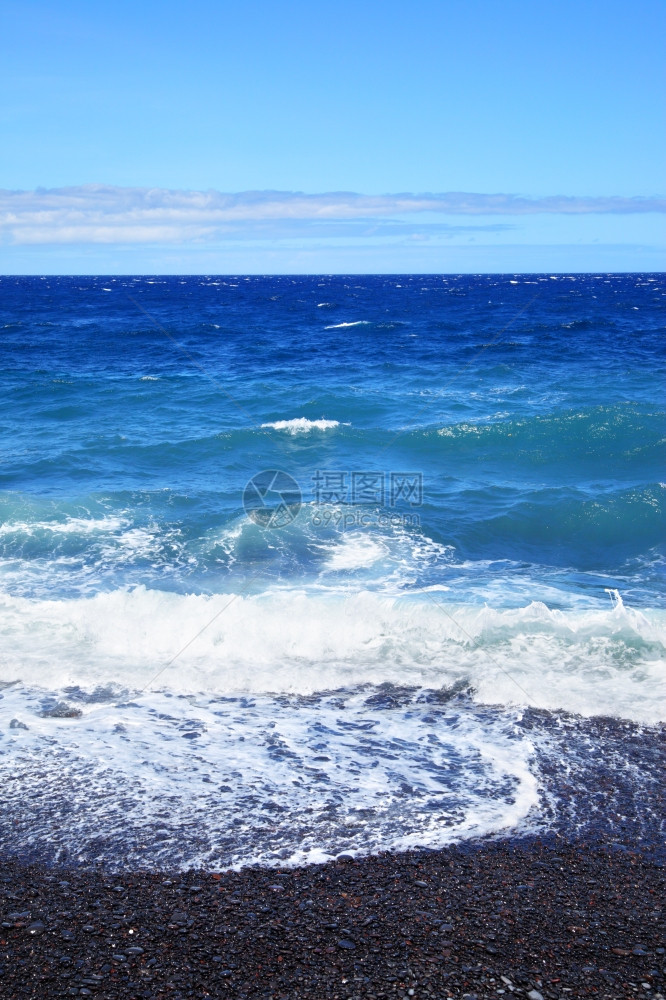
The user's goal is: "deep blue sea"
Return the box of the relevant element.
[1,273,664,869]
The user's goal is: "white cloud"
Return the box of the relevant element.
[1,185,664,245]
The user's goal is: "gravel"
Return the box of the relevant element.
[1,835,664,999]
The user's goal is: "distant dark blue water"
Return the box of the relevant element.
[0,273,664,869]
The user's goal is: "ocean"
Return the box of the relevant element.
[0,273,664,870]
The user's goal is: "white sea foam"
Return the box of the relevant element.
[261,418,343,433]
[0,587,662,723]
[0,684,540,870]
[321,534,387,571]
[1,516,663,869]
[0,517,187,598]
[210,514,455,595]
[0,515,128,537]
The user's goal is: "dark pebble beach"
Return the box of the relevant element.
[2,835,664,1000]
[2,711,664,999]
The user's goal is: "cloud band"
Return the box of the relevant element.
[2,185,664,245]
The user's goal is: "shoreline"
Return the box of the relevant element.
[2,705,663,873]
[1,834,664,1000]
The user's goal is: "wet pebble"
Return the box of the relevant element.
[0,836,662,1000]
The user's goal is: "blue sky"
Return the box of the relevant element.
[1,0,664,273]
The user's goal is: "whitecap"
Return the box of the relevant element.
[261,418,343,433]
[324,321,370,329]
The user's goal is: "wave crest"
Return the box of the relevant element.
[1,587,662,723]
[261,418,344,433]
